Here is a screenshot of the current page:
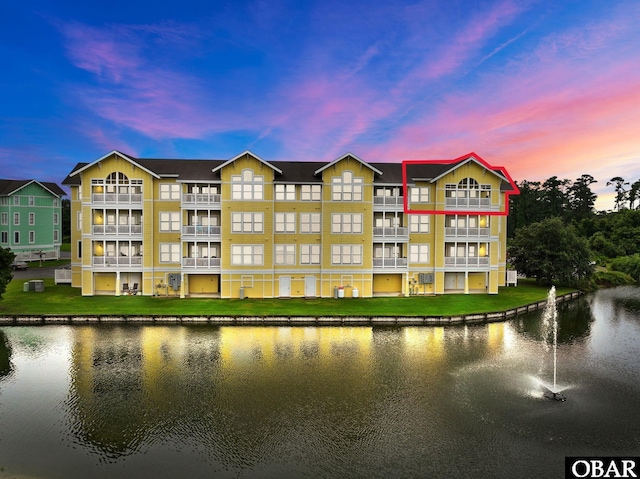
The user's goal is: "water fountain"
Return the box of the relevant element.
[541,286,566,401]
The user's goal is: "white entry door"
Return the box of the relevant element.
[304,276,316,297]
[280,276,291,298]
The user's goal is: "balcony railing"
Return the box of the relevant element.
[182,257,221,268]
[373,226,409,238]
[182,193,221,206]
[444,227,490,237]
[181,225,221,237]
[373,196,404,208]
[445,197,491,208]
[92,193,143,204]
[92,256,143,266]
[93,225,143,235]
[444,257,490,266]
[373,258,408,268]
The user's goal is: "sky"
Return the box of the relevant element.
[1,0,639,210]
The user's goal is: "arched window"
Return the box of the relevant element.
[332,170,363,201]
[458,178,479,189]
[231,169,264,200]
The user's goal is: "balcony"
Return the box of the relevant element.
[445,197,491,208]
[444,257,490,267]
[445,227,490,237]
[182,257,221,269]
[182,193,221,207]
[373,196,404,209]
[181,225,221,239]
[93,225,143,236]
[373,226,409,239]
[92,256,143,267]
[373,257,408,269]
[92,193,143,204]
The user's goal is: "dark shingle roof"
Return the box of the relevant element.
[0,179,66,197]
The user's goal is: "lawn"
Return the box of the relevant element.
[0,278,573,317]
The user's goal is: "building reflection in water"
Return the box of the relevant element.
[0,329,12,380]
[66,324,508,466]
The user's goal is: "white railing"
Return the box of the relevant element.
[181,225,221,236]
[182,193,221,206]
[373,196,404,207]
[93,225,143,235]
[182,257,221,268]
[444,227,490,237]
[92,256,143,266]
[444,257,490,266]
[373,226,409,238]
[14,250,59,261]
[92,193,143,204]
[55,268,72,284]
[445,197,491,208]
[373,258,408,268]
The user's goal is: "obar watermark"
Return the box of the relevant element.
[566,458,638,478]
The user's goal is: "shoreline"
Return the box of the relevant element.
[0,291,582,326]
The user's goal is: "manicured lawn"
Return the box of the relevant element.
[0,278,573,317]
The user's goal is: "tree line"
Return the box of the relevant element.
[508,174,640,286]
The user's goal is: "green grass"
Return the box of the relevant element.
[0,278,573,317]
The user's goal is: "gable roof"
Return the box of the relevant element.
[67,150,162,180]
[314,152,383,176]
[211,150,282,175]
[0,179,66,197]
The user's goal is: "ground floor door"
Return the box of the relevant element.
[280,276,291,298]
[304,276,316,297]
[444,272,465,291]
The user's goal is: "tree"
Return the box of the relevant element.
[62,199,71,241]
[568,174,597,221]
[0,247,15,299]
[607,177,629,211]
[541,176,571,218]
[507,217,594,286]
[629,180,640,210]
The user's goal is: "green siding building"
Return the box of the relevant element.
[0,179,66,261]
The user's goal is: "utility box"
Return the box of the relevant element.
[239,287,246,299]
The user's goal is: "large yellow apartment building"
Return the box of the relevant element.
[62,150,518,298]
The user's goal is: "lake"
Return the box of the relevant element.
[1,286,639,478]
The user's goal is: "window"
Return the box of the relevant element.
[13,213,19,225]
[77,211,83,231]
[231,213,263,233]
[409,215,429,233]
[332,171,363,201]
[275,213,295,233]
[231,245,264,265]
[29,231,35,243]
[410,186,429,203]
[0,197,6,205]
[160,243,181,263]
[29,196,35,206]
[159,212,180,232]
[410,244,430,263]
[53,213,59,225]
[275,244,296,265]
[13,196,20,205]
[1,232,7,244]
[29,213,35,225]
[53,199,59,207]
[301,185,321,201]
[300,213,321,233]
[54,230,59,242]
[160,184,181,200]
[332,214,363,234]
[14,231,20,244]
[231,170,264,200]
[331,245,362,265]
[275,184,295,201]
[301,244,320,265]
[77,240,82,258]
[0,212,7,225]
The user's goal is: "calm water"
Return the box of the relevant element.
[1,286,639,479]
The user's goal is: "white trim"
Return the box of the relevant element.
[69,150,161,179]
[314,152,383,176]
[211,150,282,175]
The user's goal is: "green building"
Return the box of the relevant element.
[0,179,66,261]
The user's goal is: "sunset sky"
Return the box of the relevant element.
[2,0,639,210]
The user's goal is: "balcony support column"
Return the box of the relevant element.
[180,272,185,298]
[115,271,121,297]
[464,271,469,294]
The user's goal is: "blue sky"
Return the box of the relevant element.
[2,0,639,209]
